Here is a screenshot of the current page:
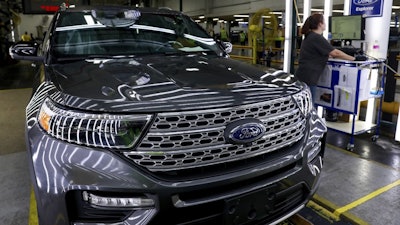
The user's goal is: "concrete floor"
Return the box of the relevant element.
[0,66,33,224]
[0,151,30,225]
[316,142,400,225]
[1,61,400,225]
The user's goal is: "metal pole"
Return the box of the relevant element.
[323,0,332,39]
[290,0,297,74]
[303,0,311,23]
[283,0,293,73]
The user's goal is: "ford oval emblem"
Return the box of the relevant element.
[352,0,378,6]
[225,119,266,144]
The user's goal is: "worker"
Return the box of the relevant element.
[220,27,229,41]
[239,31,246,45]
[295,14,355,102]
[21,31,31,42]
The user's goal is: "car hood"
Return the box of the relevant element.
[48,54,303,112]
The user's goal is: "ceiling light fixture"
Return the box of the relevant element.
[234,14,249,18]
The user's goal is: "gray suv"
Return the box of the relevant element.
[10,5,326,225]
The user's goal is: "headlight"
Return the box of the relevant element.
[38,98,152,149]
[293,87,313,116]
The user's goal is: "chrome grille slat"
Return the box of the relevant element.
[150,96,295,131]
[123,96,307,171]
[140,129,225,149]
[125,118,305,171]
[138,109,302,151]
[145,126,223,136]
[261,109,302,133]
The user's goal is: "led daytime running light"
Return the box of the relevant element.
[82,191,155,208]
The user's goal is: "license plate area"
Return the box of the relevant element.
[224,185,278,225]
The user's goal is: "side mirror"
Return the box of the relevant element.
[222,41,232,54]
[9,42,44,61]
[217,40,232,54]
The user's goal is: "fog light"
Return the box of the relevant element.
[82,191,155,208]
[307,142,321,163]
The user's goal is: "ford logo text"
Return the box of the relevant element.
[225,120,266,144]
[352,0,378,6]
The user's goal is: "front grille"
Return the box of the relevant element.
[124,96,306,172]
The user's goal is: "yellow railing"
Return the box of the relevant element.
[230,41,301,66]
[230,44,255,64]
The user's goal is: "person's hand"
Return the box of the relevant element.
[355,55,368,61]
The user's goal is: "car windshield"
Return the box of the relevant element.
[52,9,223,59]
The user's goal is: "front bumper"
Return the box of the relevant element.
[26,109,326,225]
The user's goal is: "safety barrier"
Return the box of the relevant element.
[230,45,299,67]
[230,44,256,64]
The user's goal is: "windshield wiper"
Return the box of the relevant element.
[56,54,134,62]
[162,50,190,55]
[86,54,119,59]
[164,50,217,57]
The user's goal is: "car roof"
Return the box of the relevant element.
[62,5,183,16]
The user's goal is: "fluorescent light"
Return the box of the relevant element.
[311,8,324,12]
[393,6,400,9]
[234,14,249,18]
[213,18,219,21]
[332,10,344,13]
[235,18,244,21]
[198,15,205,19]
[271,12,282,15]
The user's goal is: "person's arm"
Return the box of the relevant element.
[329,49,355,61]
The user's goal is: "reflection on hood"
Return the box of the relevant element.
[47,55,303,112]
